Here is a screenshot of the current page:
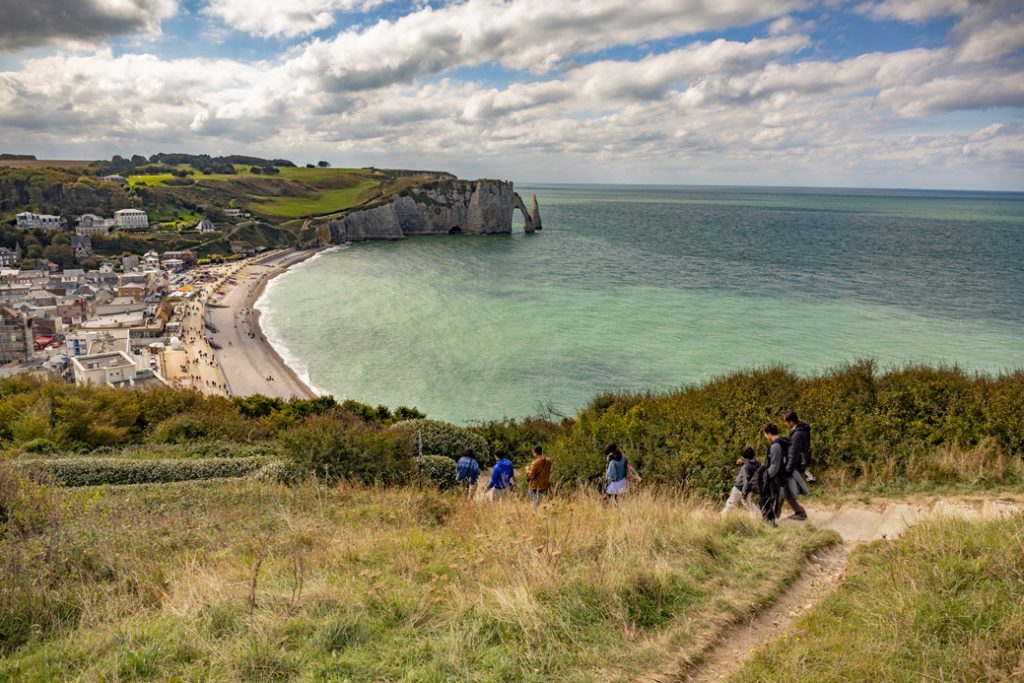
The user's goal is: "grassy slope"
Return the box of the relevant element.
[0,482,836,682]
[732,514,1024,682]
[128,165,390,220]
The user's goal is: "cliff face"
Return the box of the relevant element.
[327,179,540,243]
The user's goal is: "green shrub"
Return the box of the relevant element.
[150,408,261,444]
[0,462,59,536]
[416,454,458,491]
[251,460,303,485]
[13,457,264,487]
[21,438,58,454]
[280,415,412,484]
[548,362,1024,495]
[391,419,489,463]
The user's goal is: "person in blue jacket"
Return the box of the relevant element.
[486,449,515,501]
[455,448,481,499]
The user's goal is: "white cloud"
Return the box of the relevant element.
[201,0,388,38]
[0,0,1021,188]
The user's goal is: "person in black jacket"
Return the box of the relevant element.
[766,421,807,521]
[720,446,760,517]
[785,411,816,483]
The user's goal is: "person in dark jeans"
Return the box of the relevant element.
[763,422,806,521]
[785,410,816,483]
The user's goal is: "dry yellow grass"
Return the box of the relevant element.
[1,480,836,681]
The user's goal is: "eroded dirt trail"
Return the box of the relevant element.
[650,494,1024,683]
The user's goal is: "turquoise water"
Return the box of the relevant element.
[259,185,1024,423]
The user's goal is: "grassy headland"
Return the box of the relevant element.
[0,480,835,680]
[0,156,448,261]
[732,514,1024,682]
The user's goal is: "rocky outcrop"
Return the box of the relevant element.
[327,179,541,243]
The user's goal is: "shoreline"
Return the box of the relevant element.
[248,250,320,398]
[206,248,323,400]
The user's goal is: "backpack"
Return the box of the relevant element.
[776,436,795,477]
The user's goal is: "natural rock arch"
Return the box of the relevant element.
[513,192,542,233]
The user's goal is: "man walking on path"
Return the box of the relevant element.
[785,411,816,483]
[525,445,552,508]
[456,448,481,499]
[486,449,515,501]
[763,423,807,521]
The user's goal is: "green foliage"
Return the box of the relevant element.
[280,416,412,484]
[0,463,59,537]
[734,515,1024,682]
[469,416,566,465]
[549,362,1024,495]
[14,457,264,487]
[20,438,57,454]
[391,419,490,464]
[417,454,458,491]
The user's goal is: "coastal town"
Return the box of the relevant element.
[1,206,313,400]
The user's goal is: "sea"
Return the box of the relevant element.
[257,184,1024,424]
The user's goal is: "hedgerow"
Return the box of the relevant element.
[13,457,265,487]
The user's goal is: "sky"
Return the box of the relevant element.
[0,0,1022,189]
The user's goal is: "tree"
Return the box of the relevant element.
[42,244,73,268]
[317,160,331,168]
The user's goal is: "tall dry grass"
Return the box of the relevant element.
[2,480,835,681]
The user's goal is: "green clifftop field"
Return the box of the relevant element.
[0,154,449,260]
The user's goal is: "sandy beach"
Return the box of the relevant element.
[205,249,321,400]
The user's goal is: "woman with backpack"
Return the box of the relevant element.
[604,443,630,500]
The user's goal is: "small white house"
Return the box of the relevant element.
[16,212,62,231]
[114,209,149,231]
[196,217,217,233]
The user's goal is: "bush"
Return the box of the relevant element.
[251,460,303,485]
[21,438,58,454]
[280,415,412,484]
[416,454,458,491]
[13,457,264,487]
[0,463,60,536]
[548,362,1024,495]
[391,419,490,463]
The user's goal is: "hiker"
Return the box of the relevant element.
[720,446,760,517]
[604,443,629,500]
[455,448,481,499]
[785,411,816,483]
[486,449,514,501]
[525,445,552,508]
[763,422,807,521]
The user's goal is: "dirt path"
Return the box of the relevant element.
[653,494,1024,683]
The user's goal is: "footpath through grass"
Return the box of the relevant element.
[732,513,1024,682]
[1,481,835,681]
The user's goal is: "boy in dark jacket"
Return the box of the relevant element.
[785,411,816,482]
[720,447,760,517]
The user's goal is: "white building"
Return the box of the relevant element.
[114,209,149,231]
[143,250,160,270]
[16,212,62,231]
[76,214,115,236]
[70,350,138,387]
[196,217,217,233]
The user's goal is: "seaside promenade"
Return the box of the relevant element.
[205,249,318,400]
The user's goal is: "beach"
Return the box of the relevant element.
[205,248,320,400]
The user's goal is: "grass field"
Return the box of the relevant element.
[732,513,1024,682]
[250,180,379,218]
[0,480,836,681]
